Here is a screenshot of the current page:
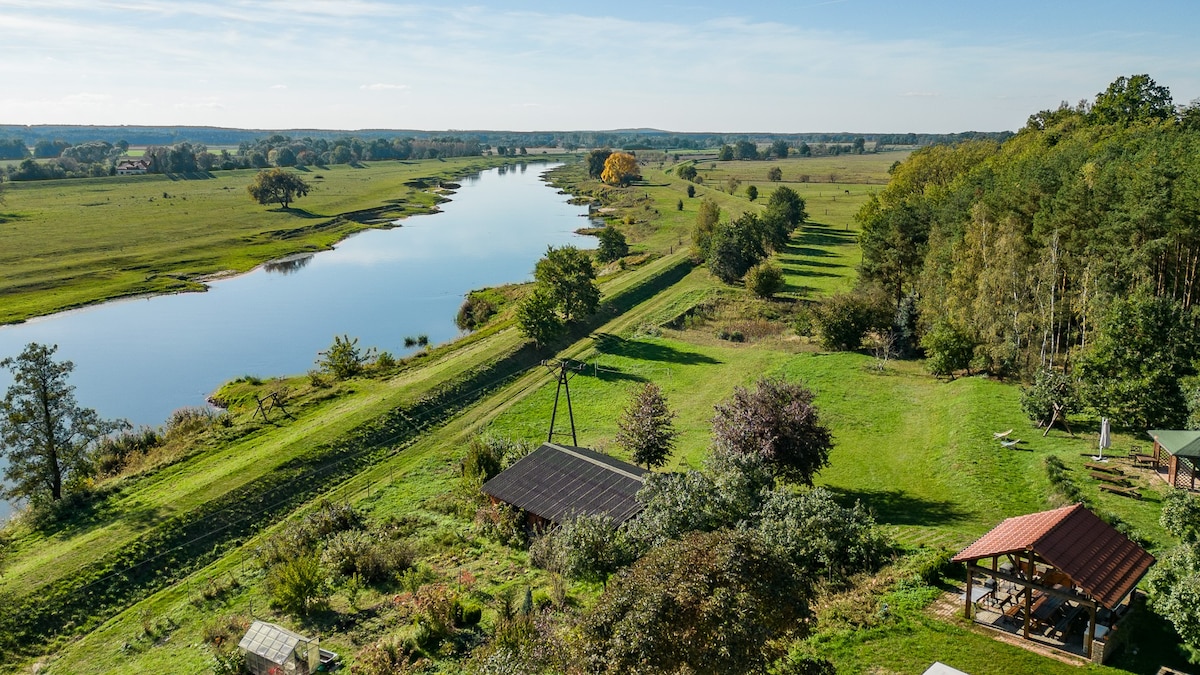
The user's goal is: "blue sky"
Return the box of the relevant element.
[1,0,1198,133]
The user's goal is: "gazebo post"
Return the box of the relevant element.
[963,564,973,619]
[1022,553,1033,639]
[1086,603,1097,659]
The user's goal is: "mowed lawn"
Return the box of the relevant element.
[0,156,544,323]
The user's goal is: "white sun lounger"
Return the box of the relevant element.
[1001,439,1021,448]
[993,429,1013,439]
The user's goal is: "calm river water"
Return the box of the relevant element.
[0,162,589,518]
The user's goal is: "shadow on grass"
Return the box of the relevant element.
[0,212,25,224]
[592,332,721,366]
[267,207,327,218]
[825,486,970,528]
[164,171,216,181]
[794,224,857,249]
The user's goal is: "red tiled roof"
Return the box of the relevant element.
[952,503,1155,609]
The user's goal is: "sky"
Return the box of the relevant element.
[2,0,1199,133]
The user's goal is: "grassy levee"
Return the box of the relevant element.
[0,332,546,662]
[0,156,568,324]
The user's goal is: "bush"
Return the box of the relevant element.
[166,406,219,438]
[812,292,890,351]
[921,320,975,379]
[317,334,373,379]
[745,261,785,298]
[92,426,162,475]
[1021,368,1076,426]
[595,225,629,263]
[321,530,414,583]
[266,554,328,616]
[456,292,498,331]
[375,351,397,370]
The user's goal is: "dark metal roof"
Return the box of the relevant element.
[952,503,1155,609]
[481,443,647,525]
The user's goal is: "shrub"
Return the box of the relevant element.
[166,406,219,438]
[92,426,162,475]
[456,292,498,331]
[266,554,328,616]
[321,530,414,583]
[317,334,373,379]
[595,225,629,263]
[921,320,975,379]
[476,502,528,549]
[813,292,889,351]
[745,261,785,298]
[375,351,397,370]
[1021,368,1077,426]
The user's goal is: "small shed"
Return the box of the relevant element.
[1148,429,1200,490]
[481,443,647,529]
[952,503,1154,662]
[238,620,320,675]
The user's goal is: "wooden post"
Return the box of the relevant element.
[1086,603,1097,659]
[964,565,974,619]
[1023,553,1034,639]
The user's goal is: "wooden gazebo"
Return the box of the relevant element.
[1148,429,1200,490]
[952,504,1154,661]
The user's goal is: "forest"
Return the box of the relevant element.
[855,75,1200,429]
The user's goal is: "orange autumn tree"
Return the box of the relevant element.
[600,152,639,186]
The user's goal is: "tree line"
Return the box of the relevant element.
[848,74,1200,429]
[1,134,484,182]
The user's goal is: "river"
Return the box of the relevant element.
[0,161,589,519]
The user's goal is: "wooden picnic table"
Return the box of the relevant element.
[1086,462,1124,475]
[1091,471,1132,486]
[1099,484,1141,499]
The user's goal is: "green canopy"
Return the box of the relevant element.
[1148,430,1200,458]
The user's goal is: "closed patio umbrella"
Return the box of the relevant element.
[1095,417,1111,461]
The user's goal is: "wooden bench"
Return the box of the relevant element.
[1099,484,1141,499]
[1091,472,1132,486]
[1086,462,1124,475]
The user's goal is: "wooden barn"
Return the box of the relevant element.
[481,442,648,530]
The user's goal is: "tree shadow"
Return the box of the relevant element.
[592,333,720,365]
[0,212,25,224]
[823,486,970,527]
[578,364,646,383]
[794,224,856,249]
[267,207,327,218]
[164,171,216,181]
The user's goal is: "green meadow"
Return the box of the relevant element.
[2,152,1186,674]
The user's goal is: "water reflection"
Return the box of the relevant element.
[262,255,314,275]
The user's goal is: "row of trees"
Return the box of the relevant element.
[2,134,485,182]
[852,74,1200,427]
[692,186,808,287]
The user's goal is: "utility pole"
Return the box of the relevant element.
[543,359,584,446]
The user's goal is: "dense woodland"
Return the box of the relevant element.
[855,75,1200,429]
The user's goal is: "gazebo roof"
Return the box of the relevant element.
[481,443,647,525]
[1148,429,1200,458]
[952,503,1154,609]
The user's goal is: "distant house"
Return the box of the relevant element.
[115,159,149,175]
[481,442,648,530]
[238,620,329,675]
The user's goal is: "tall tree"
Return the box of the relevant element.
[615,382,678,469]
[711,377,832,485]
[600,152,639,186]
[586,148,613,179]
[0,343,123,502]
[534,246,600,323]
[516,286,564,348]
[595,225,629,263]
[247,168,311,209]
[1089,74,1174,126]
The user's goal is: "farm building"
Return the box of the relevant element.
[952,503,1154,663]
[1147,429,1200,490]
[115,159,149,175]
[481,442,647,530]
[238,620,328,675]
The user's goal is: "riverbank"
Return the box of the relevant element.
[0,155,574,325]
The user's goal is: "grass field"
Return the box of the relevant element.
[0,156,562,324]
[5,152,1189,674]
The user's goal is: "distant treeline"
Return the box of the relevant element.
[1,134,483,181]
[854,74,1200,428]
[0,125,1012,158]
